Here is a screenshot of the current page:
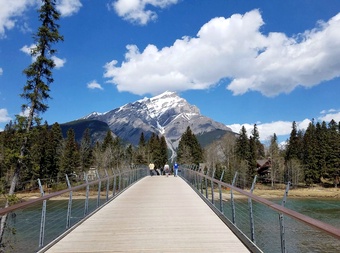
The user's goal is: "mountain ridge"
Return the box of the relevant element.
[82,91,234,159]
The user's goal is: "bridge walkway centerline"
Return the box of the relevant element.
[43,175,250,253]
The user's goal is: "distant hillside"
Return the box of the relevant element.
[59,119,111,144]
[196,129,235,148]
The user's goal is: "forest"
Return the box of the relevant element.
[204,121,340,188]
[1,119,340,193]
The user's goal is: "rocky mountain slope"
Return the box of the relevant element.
[83,91,233,159]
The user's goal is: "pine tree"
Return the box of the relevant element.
[159,136,168,167]
[177,126,203,165]
[0,1,63,242]
[45,122,63,182]
[327,120,340,184]
[303,122,319,185]
[60,129,80,179]
[235,126,250,160]
[102,130,114,151]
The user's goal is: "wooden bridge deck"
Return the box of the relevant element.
[44,176,250,252]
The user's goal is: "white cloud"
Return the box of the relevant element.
[0,67,3,75]
[318,110,340,122]
[56,0,82,17]
[104,9,340,96]
[0,0,38,38]
[0,0,81,38]
[51,56,66,69]
[227,119,312,142]
[21,44,66,69]
[111,0,179,25]
[20,43,35,55]
[0,108,12,123]
[87,80,104,90]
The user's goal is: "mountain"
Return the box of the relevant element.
[82,91,234,159]
[59,119,112,144]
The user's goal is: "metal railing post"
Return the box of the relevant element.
[84,173,89,216]
[249,175,257,243]
[205,169,208,199]
[105,169,109,201]
[231,171,238,224]
[112,168,116,197]
[211,168,216,204]
[280,181,291,253]
[118,169,122,192]
[219,170,225,213]
[96,170,101,207]
[65,174,73,229]
[38,179,46,248]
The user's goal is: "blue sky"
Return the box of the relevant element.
[1,0,340,145]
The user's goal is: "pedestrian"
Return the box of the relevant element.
[149,163,155,176]
[164,163,170,177]
[173,162,179,177]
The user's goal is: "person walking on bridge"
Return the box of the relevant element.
[149,163,155,176]
[164,163,170,177]
[173,162,179,177]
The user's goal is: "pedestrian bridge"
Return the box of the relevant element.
[0,166,339,253]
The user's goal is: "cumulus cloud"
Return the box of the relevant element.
[0,0,81,38]
[104,9,340,96]
[51,56,66,69]
[0,108,11,123]
[56,0,82,17]
[87,80,104,90]
[228,109,340,143]
[0,0,38,38]
[227,119,312,142]
[0,67,3,75]
[318,109,340,122]
[21,44,66,68]
[111,0,179,25]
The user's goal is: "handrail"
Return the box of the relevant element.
[182,167,340,240]
[0,166,147,216]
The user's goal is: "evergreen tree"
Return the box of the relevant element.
[135,132,147,164]
[45,122,63,182]
[29,122,49,181]
[235,126,250,160]
[252,124,265,158]
[102,130,114,151]
[268,133,283,186]
[159,136,168,167]
[303,122,319,185]
[284,121,304,184]
[60,129,80,179]
[139,132,146,147]
[327,120,340,184]
[1,1,63,242]
[177,126,203,165]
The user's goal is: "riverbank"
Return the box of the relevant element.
[253,186,340,198]
[2,185,340,204]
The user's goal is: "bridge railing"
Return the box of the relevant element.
[0,165,148,253]
[180,165,340,253]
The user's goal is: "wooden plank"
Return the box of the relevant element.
[44,176,250,252]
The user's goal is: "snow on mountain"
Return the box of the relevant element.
[83,91,232,157]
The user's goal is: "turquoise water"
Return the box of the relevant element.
[222,198,340,253]
[3,198,340,253]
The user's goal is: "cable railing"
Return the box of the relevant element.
[0,166,148,253]
[180,165,340,253]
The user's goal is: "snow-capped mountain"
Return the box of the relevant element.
[84,91,232,158]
